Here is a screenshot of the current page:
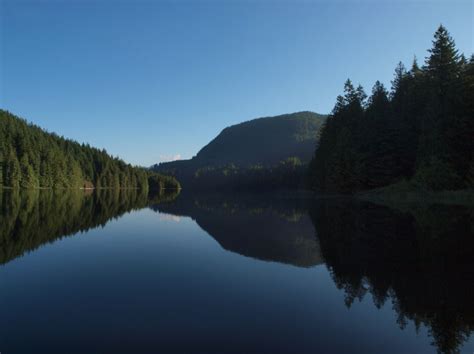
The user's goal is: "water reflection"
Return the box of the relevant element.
[152,192,474,354]
[310,200,474,354]
[0,188,178,265]
[0,189,473,353]
[151,193,323,267]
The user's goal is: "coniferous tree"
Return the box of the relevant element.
[309,25,472,193]
[0,149,4,188]
[5,150,21,188]
[0,110,180,191]
[20,155,39,188]
[414,25,464,189]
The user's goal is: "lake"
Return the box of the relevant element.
[1,189,473,354]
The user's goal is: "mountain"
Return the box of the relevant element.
[152,111,326,189]
[0,110,180,190]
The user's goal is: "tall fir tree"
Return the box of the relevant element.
[309,25,472,193]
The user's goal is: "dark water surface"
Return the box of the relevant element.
[0,189,473,354]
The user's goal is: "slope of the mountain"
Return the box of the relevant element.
[0,109,179,190]
[194,111,326,166]
[152,111,326,188]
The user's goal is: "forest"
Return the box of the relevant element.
[309,25,474,194]
[172,157,307,191]
[0,110,180,190]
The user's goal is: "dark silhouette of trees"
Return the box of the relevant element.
[186,157,308,191]
[310,25,473,193]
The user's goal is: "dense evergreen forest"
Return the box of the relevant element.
[0,110,180,190]
[309,26,474,194]
[167,157,308,191]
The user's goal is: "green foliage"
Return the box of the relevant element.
[148,173,181,191]
[0,110,180,190]
[413,157,462,191]
[310,25,473,193]
[188,157,308,191]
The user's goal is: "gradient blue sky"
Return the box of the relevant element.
[1,0,472,166]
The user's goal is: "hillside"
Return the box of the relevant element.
[152,111,326,189]
[0,110,180,190]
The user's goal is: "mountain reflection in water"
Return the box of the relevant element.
[0,189,473,353]
[152,192,474,354]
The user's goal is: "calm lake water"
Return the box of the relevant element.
[1,189,473,354]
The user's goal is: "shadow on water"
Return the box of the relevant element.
[0,188,179,265]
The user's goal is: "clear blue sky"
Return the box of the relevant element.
[1,0,472,166]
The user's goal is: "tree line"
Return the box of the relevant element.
[0,110,180,190]
[309,25,474,194]
[176,157,308,191]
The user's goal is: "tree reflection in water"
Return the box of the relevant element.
[0,188,179,265]
[1,189,472,353]
[310,199,474,354]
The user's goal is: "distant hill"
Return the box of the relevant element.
[152,111,326,188]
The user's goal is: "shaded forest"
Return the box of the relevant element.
[0,110,180,190]
[309,26,474,194]
[174,157,308,191]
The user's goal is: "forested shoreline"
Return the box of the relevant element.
[309,26,473,194]
[2,26,472,195]
[0,110,180,190]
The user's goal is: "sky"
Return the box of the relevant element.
[0,0,472,167]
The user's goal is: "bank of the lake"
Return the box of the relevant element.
[357,180,474,207]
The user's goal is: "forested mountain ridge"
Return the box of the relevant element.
[192,111,326,166]
[156,111,325,170]
[152,111,326,190]
[309,25,474,194]
[0,110,180,190]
